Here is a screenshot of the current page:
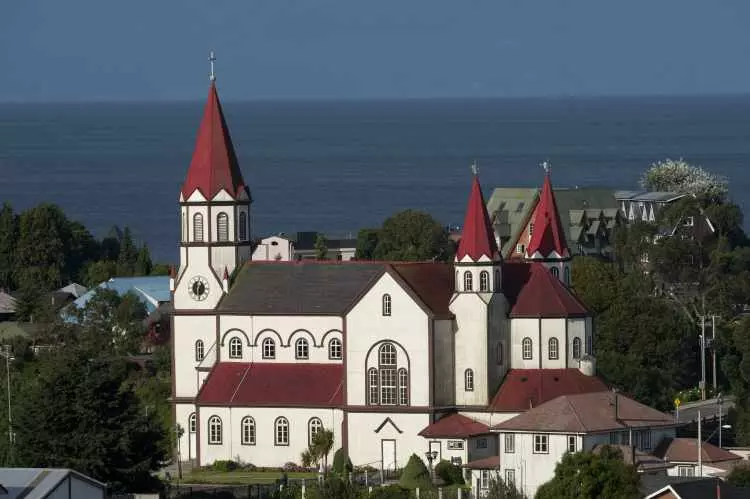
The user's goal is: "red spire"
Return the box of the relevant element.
[525,170,569,259]
[181,83,248,200]
[456,174,499,261]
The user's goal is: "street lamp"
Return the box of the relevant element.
[0,346,14,465]
[425,450,438,480]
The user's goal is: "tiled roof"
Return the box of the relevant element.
[463,456,500,470]
[418,413,490,438]
[197,362,343,407]
[525,172,569,260]
[489,369,608,412]
[494,391,674,433]
[456,175,499,261]
[509,263,589,317]
[390,263,454,319]
[181,83,248,200]
[653,438,743,464]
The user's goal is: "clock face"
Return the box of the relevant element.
[188,276,209,301]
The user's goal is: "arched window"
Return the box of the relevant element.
[368,368,379,405]
[465,369,474,391]
[195,340,205,361]
[241,416,256,445]
[522,338,533,360]
[379,343,397,405]
[295,338,309,360]
[308,417,323,446]
[238,211,248,241]
[262,338,276,359]
[208,415,222,444]
[573,337,582,359]
[463,271,473,291]
[181,212,187,242]
[229,337,242,359]
[551,266,560,278]
[382,294,391,316]
[564,267,570,286]
[549,338,559,360]
[193,213,204,242]
[189,413,196,433]
[217,212,229,242]
[497,343,503,365]
[379,343,396,366]
[480,271,490,292]
[398,368,409,405]
[275,417,289,446]
[329,338,342,360]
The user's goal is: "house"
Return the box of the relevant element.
[64,275,171,320]
[0,467,105,498]
[252,235,295,261]
[172,77,610,470]
[0,291,16,322]
[252,232,357,262]
[653,437,743,478]
[487,391,678,498]
[645,477,750,499]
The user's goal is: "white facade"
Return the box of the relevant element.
[252,235,294,262]
[509,317,592,369]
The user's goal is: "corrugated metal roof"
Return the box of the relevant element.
[67,276,171,318]
[0,468,104,499]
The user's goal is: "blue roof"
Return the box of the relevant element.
[66,276,171,319]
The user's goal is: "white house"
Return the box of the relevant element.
[652,437,743,478]
[251,232,357,262]
[171,77,614,472]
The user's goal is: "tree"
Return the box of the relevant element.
[486,475,525,499]
[535,447,639,499]
[117,227,139,276]
[301,428,334,474]
[727,463,750,486]
[640,158,728,204]
[331,448,353,476]
[135,245,153,276]
[434,460,464,485]
[14,204,68,290]
[373,210,454,262]
[570,257,621,315]
[354,228,380,260]
[314,233,329,260]
[399,454,431,489]
[12,347,167,492]
[0,202,17,290]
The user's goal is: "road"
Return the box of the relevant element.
[673,396,734,424]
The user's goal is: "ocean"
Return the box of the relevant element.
[1,95,749,263]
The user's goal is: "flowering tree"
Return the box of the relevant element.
[640,158,728,204]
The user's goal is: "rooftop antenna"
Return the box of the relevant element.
[470,160,479,176]
[209,51,217,82]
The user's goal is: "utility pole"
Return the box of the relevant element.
[718,395,723,449]
[711,315,719,393]
[698,409,702,477]
[700,316,707,401]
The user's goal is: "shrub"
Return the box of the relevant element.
[434,460,464,485]
[370,485,411,499]
[332,448,353,475]
[211,460,239,472]
[399,454,431,489]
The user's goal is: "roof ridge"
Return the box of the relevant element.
[566,395,588,432]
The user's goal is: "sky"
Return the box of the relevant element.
[2,1,750,101]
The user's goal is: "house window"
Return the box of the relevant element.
[262,338,276,359]
[609,432,618,445]
[564,267,570,286]
[308,417,323,446]
[295,338,309,360]
[217,212,229,242]
[329,338,342,360]
[476,438,488,449]
[568,435,576,453]
[398,368,409,405]
[208,416,222,445]
[640,430,652,450]
[480,271,490,292]
[193,213,204,242]
[189,413,196,433]
[463,271,473,291]
[241,417,256,445]
[382,294,391,316]
[678,466,695,477]
[516,244,525,254]
[195,340,205,361]
[238,212,248,241]
[528,223,534,236]
[368,368,379,405]
[548,338,559,360]
[480,470,490,489]
[275,417,289,446]
[504,469,516,487]
[464,369,474,391]
[504,433,515,453]
[572,337,581,359]
[229,337,242,359]
[533,434,549,454]
[551,266,560,277]
[497,343,503,365]
[522,338,533,360]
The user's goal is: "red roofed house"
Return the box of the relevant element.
[171,69,614,474]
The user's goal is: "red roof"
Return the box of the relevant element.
[525,172,568,259]
[390,263,454,319]
[418,413,490,438]
[181,83,248,200]
[197,362,343,407]
[456,175,499,261]
[653,438,743,464]
[510,263,589,317]
[489,369,608,412]
[463,456,500,470]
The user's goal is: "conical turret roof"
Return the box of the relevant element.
[525,171,569,260]
[456,174,499,261]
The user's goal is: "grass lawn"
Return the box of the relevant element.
[174,470,318,485]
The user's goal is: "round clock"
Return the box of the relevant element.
[188,276,209,301]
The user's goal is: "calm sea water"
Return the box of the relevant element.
[1,95,749,263]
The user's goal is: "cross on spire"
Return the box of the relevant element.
[541,160,551,174]
[470,160,479,176]
[209,51,217,82]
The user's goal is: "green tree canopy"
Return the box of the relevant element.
[399,454,431,489]
[640,158,728,204]
[0,202,17,290]
[372,210,454,262]
[727,463,750,486]
[535,447,639,499]
[354,228,380,260]
[314,233,329,260]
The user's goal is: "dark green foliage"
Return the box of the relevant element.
[369,485,411,499]
[306,476,359,499]
[0,202,17,289]
[314,233,329,260]
[117,227,139,276]
[486,476,525,499]
[331,448,353,475]
[135,245,153,276]
[399,454,431,489]
[354,228,380,260]
[14,204,68,290]
[372,210,454,262]
[434,460,464,485]
[212,460,240,472]
[535,447,639,499]
[727,464,750,486]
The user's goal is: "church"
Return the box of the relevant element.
[171,78,609,471]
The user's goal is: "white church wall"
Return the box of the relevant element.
[567,318,586,367]
[346,273,430,407]
[347,412,431,469]
[208,206,235,243]
[540,319,566,369]
[451,292,490,406]
[510,318,539,369]
[432,319,455,407]
[174,314,217,398]
[487,293,510,394]
[174,246,224,311]
[176,402,198,462]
